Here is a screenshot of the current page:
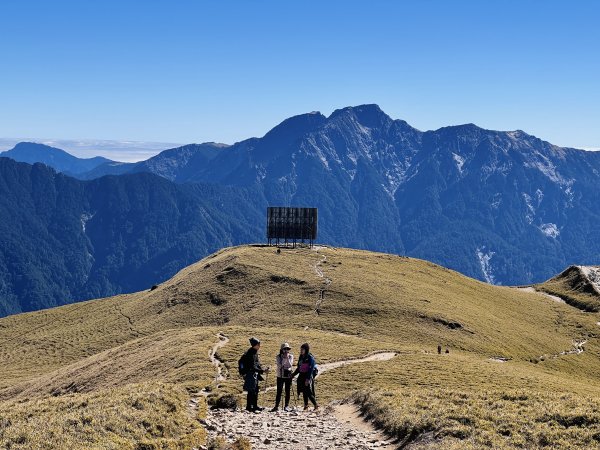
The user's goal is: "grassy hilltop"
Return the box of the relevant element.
[536,265,600,312]
[0,245,599,449]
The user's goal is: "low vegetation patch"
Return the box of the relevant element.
[351,389,600,449]
[432,316,464,330]
[269,274,306,285]
[0,382,206,450]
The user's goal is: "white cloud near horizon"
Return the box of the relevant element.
[1,138,598,163]
[0,138,183,162]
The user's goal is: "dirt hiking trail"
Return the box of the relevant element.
[516,286,565,304]
[195,334,398,449]
[312,250,332,315]
[188,333,229,419]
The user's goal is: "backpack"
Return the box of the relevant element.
[309,353,319,378]
[238,352,249,377]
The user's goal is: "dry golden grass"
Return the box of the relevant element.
[0,328,218,401]
[0,245,598,448]
[207,436,251,450]
[352,388,600,449]
[0,382,206,450]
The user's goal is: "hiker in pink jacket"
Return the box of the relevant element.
[291,342,319,411]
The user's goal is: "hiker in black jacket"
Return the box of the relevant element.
[240,337,270,412]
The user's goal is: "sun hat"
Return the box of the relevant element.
[281,342,291,350]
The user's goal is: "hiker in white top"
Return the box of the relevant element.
[271,342,294,411]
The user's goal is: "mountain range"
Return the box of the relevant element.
[1,142,113,176]
[2,104,600,315]
[0,158,265,316]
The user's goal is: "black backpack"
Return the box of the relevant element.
[238,352,249,377]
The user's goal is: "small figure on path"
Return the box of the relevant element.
[238,337,269,413]
[292,342,319,411]
[272,342,294,412]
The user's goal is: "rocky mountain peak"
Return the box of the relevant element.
[328,104,393,129]
[262,111,327,142]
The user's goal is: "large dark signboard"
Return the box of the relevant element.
[267,207,318,246]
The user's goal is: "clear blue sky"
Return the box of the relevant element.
[1,1,599,149]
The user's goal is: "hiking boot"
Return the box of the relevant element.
[303,405,309,411]
[270,407,278,412]
[313,405,319,411]
[284,406,291,412]
[254,406,265,412]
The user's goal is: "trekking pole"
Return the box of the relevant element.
[263,370,269,393]
[292,377,299,408]
[292,380,297,407]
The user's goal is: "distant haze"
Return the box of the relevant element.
[0,133,597,165]
[0,138,182,162]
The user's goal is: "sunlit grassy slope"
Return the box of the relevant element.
[537,265,600,312]
[0,245,599,448]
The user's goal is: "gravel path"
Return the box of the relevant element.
[201,405,396,450]
[517,286,565,304]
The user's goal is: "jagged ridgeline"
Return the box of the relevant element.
[0,246,599,448]
[3,105,600,315]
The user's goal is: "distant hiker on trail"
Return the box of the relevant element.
[291,342,319,411]
[271,342,294,412]
[239,337,270,413]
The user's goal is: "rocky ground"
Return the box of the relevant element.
[200,403,396,450]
